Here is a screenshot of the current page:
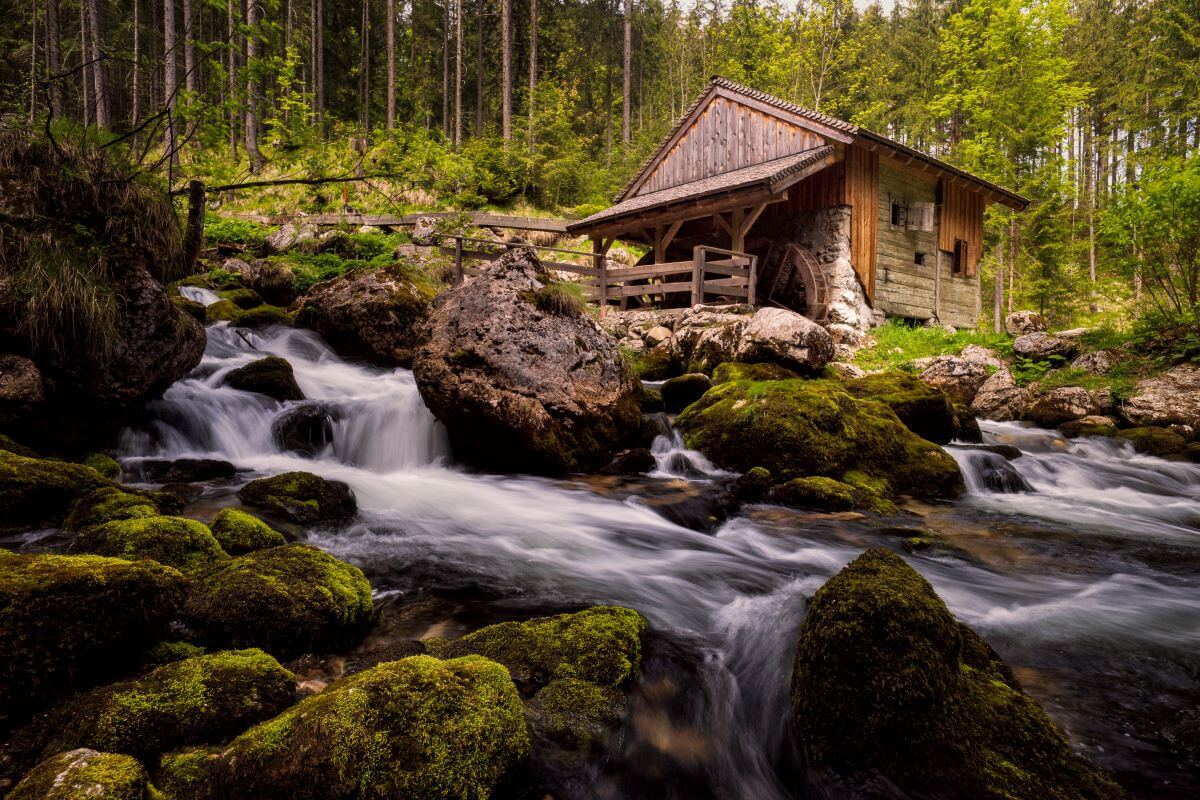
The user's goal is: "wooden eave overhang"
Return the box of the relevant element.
[567,146,839,237]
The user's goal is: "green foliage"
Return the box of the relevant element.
[854,320,1010,372]
[1010,353,1067,386]
[533,282,588,317]
[203,218,277,249]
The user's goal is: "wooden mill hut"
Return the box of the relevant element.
[566,77,1028,331]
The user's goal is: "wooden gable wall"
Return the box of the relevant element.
[938,180,986,276]
[635,95,827,197]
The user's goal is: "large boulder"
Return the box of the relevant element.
[1120,364,1200,428]
[0,551,186,722]
[3,650,294,774]
[208,508,287,555]
[918,355,993,405]
[1013,331,1079,362]
[660,373,713,414]
[843,371,959,445]
[676,377,963,501]
[1005,310,1048,336]
[223,356,305,402]
[271,403,338,456]
[0,449,112,530]
[733,307,835,372]
[970,369,1029,422]
[296,263,434,367]
[1023,386,1099,428]
[183,544,374,658]
[410,215,439,246]
[413,248,641,475]
[792,549,1122,800]
[68,515,227,573]
[157,655,529,800]
[237,471,357,525]
[666,304,753,373]
[221,258,297,306]
[1072,349,1115,375]
[8,749,156,800]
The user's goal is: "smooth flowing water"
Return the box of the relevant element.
[115,310,1200,799]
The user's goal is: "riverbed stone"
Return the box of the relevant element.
[1023,386,1099,428]
[733,307,835,372]
[271,402,338,456]
[1119,364,1200,428]
[0,551,186,723]
[0,449,113,530]
[69,515,227,574]
[1115,426,1197,460]
[660,373,713,414]
[131,458,237,484]
[413,248,642,475]
[1058,415,1119,439]
[223,356,304,402]
[183,544,374,659]
[156,655,528,800]
[208,508,287,555]
[676,377,963,500]
[843,371,960,445]
[63,486,161,531]
[222,258,297,306]
[666,304,754,373]
[1005,310,1048,335]
[970,369,1029,422]
[791,548,1123,800]
[767,476,857,511]
[8,749,156,800]
[1013,331,1079,362]
[237,471,357,525]
[918,355,993,405]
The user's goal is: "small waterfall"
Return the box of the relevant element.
[179,286,221,306]
[651,429,727,480]
[951,447,1033,494]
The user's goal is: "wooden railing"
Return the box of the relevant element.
[438,236,758,308]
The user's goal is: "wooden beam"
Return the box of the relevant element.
[742,203,769,234]
[661,219,683,253]
[730,207,746,252]
[712,212,734,236]
[580,188,786,240]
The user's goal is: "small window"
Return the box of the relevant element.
[914,252,926,266]
[950,239,969,276]
[890,200,904,227]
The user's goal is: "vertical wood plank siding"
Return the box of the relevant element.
[844,144,879,299]
[636,96,823,196]
[938,180,985,276]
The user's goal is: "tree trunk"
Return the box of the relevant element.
[442,0,449,136]
[182,0,196,94]
[621,0,631,143]
[500,0,510,140]
[85,0,108,128]
[475,0,483,134]
[80,4,90,125]
[245,0,263,171]
[313,0,324,126]
[386,0,395,129]
[454,0,462,146]
[528,0,536,144]
[1007,213,1017,314]
[993,243,1003,333]
[131,0,139,129]
[44,0,62,118]
[29,0,37,124]
[359,0,369,136]
[164,0,176,161]
[227,0,238,158]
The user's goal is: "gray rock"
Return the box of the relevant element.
[919,356,992,405]
[734,307,834,372]
[1023,386,1099,427]
[262,222,317,254]
[1005,310,1048,336]
[412,248,641,475]
[1071,350,1114,374]
[1120,365,1200,428]
[223,257,297,306]
[224,356,305,402]
[410,216,439,246]
[667,305,753,373]
[959,345,1003,367]
[1013,331,1079,361]
[827,361,865,378]
[969,369,1028,422]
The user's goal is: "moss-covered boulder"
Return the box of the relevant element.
[81,453,121,480]
[676,378,964,501]
[237,471,357,525]
[63,487,161,531]
[7,650,295,768]
[9,749,156,800]
[767,476,857,511]
[791,549,1122,800]
[172,294,207,324]
[428,606,646,694]
[183,544,374,658]
[711,361,800,384]
[1115,426,1195,460]
[208,508,287,555]
[843,371,959,445]
[525,677,626,752]
[157,655,529,800]
[204,299,240,322]
[660,373,713,414]
[218,286,263,309]
[69,515,227,573]
[628,346,679,381]
[230,305,294,329]
[0,551,186,722]
[0,449,112,529]
[223,356,304,402]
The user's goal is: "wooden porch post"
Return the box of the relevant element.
[593,236,612,317]
[691,246,704,306]
[454,236,464,284]
[731,207,745,252]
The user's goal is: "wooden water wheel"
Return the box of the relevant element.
[758,242,829,322]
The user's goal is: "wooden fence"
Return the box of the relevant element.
[438,237,758,308]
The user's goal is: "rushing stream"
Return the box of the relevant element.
[109,301,1199,799]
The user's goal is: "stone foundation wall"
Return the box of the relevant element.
[788,206,875,345]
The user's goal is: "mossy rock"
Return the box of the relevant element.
[428,606,646,694]
[237,471,357,525]
[208,508,287,555]
[223,356,305,403]
[630,347,679,381]
[730,466,773,503]
[843,371,959,445]
[0,551,186,723]
[525,677,626,752]
[157,655,529,800]
[0,433,39,458]
[639,386,664,413]
[172,294,207,324]
[660,373,713,414]
[204,299,240,322]
[791,549,1122,800]
[7,650,295,769]
[143,640,205,667]
[9,749,156,800]
[711,361,800,384]
[676,378,963,501]
[69,515,227,573]
[218,286,263,310]
[81,453,121,480]
[0,449,112,530]
[183,544,374,659]
[767,476,857,511]
[1115,426,1190,459]
[64,487,161,531]
[231,305,294,329]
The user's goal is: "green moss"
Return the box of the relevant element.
[676,378,963,501]
[532,282,587,316]
[629,346,679,381]
[768,477,857,511]
[204,299,240,322]
[730,466,773,503]
[80,453,121,480]
[427,606,646,694]
[711,362,800,384]
[183,544,374,659]
[843,371,959,445]
[64,487,161,531]
[144,641,205,667]
[8,650,295,769]
[237,471,357,525]
[0,551,186,723]
[208,508,287,555]
[525,677,625,751]
[230,305,294,329]
[792,549,1123,800]
[0,433,39,457]
[161,655,529,800]
[0,449,112,529]
[8,749,154,800]
[69,515,227,573]
[1115,426,1190,459]
[218,286,263,309]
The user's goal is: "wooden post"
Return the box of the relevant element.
[454,236,464,284]
[593,237,608,316]
[993,264,1004,333]
[747,255,758,307]
[691,246,704,306]
[731,207,745,253]
[934,248,942,322]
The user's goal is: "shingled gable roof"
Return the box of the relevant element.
[607,76,1027,213]
[568,146,838,230]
